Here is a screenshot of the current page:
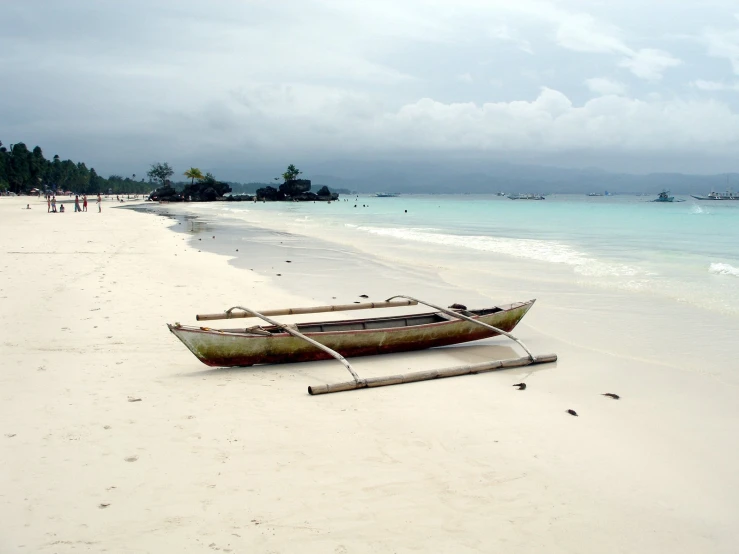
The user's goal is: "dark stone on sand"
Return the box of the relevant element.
[149,179,232,202]
[567,409,578,417]
[226,194,255,202]
[256,180,339,202]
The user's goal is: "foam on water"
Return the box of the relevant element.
[354,224,645,277]
[709,262,739,277]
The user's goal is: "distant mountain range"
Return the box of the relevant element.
[216,156,739,196]
[303,159,739,195]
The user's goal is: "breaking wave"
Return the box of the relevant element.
[352,225,643,277]
[709,262,739,277]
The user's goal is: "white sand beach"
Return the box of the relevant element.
[2,195,738,553]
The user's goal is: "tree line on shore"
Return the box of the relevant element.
[0,141,152,195]
[1,140,340,202]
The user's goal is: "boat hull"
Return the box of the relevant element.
[691,195,739,200]
[169,300,535,367]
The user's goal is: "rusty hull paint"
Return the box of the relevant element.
[169,300,534,367]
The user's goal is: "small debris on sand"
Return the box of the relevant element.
[567,409,578,417]
[124,455,139,462]
[602,393,620,399]
[127,396,142,402]
[512,383,526,390]
[359,294,369,298]
[99,503,110,509]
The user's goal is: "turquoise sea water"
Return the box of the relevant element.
[193,194,739,317]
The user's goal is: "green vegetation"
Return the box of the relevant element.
[0,140,153,195]
[281,163,302,183]
[0,144,341,200]
[146,162,174,187]
[183,167,204,185]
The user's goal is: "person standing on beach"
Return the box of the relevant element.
[51,196,57,213]
[82,195,88,212]
[97,193,102,212]
[47,196,51,213]
[74,195,81,212]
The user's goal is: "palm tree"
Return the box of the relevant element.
[184,167,204,185]
[281,164,302,182]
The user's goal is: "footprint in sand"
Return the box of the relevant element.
[124,455,139,462]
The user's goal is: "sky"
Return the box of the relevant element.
[2,0,739,179]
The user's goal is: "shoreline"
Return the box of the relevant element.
[2,195,739,553]
[128,203,492,309]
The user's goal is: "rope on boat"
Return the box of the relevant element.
[385,295,536,361]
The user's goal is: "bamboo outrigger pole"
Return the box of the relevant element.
[196,299,418,321]
[307,295,557,395]
[386,295,536,361]
[308,353,557,395]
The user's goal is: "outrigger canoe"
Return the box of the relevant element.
[169,299,535,367]
[168,295,556,395]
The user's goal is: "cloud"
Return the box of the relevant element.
[555,13,630,55]
[553,13,681,80]
[0,0,736,174]
[691,80,739,92]
[704,26,739,73]
[161,86,739,160]
[368,89,739,153]
[619,49,682,81]
[489,25,533,54]
[585,78,628,96]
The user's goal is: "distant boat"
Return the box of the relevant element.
[496,191,506,196]
[691,190,739,200]
[588,192,604,197]
[375,193,399,198]
[652,190,684,202]
[508,193,545,200]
